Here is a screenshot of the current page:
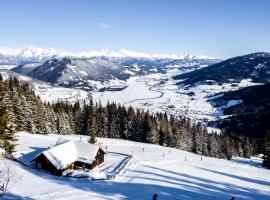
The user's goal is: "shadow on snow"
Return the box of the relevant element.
[8,160,270,199]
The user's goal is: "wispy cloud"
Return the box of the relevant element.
[99,22,110,30]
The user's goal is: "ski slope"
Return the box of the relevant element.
[3,132,270,200]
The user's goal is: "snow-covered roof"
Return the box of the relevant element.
[43,141,77,170]
[55,138,70,146]
[35,139,104,170]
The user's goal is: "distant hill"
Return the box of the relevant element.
[173,52,270,85]
[12,57,129,90]
[209,84,270,139]
[11,54,218,91]
[172,52,270,140]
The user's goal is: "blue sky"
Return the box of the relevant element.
[0,0,269,58]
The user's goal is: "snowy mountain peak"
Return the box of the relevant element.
[0,47,217,62]
[73,48,216,60]
[0,46,73,58]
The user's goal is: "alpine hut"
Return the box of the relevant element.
[31,139,106,175]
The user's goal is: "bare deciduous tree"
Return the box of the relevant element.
[0,161,17,198]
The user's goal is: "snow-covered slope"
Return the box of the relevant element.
[13,58,130,90]
[173,52,270,85]
[0,70,90,103]
[0,47,73,66]
[5,132,270,200]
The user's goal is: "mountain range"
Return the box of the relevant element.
[173,52,270,85]
[0,47,219,90]
[0,47,216,65]
[1,47,269,140]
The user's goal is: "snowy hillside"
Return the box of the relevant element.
[4,132,270,200]
[212,83,270,138]
[13,58,130,90]
[0,70,90,103]
[173,52,270,85]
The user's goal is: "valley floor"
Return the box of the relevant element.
[3,132,270,200]
[92,72,260,127]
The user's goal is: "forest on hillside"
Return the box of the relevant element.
[1,74,269,166]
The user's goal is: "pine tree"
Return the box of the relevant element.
[89,105,97,144]
[126,106,137,140]
[199,126,208,156]
[158,127,165,146]
[221,134,233,159]
[148,117,159,144]
[165,115,177,148]
[73,101,81,134]
[95,103,107,137]
[263,131,270,168]
[80,101,90,135]
[207,132,220,158]
[84,99,96,144]
[0,76,17,155]
[242,137,253,158]
[191,124,199,154]
[118,105,128,139]
[161,112,170,146]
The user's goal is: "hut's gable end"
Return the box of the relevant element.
[33,153,58,174]
[93,148,105,167]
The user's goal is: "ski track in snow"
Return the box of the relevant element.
[4,132,270,200]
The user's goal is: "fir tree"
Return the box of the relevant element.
[263,131,270,168]
[221,134,233,159]
[95,103,107,137]
[73,101,81,134]
[147,117,159,144]
[80,101,91,135]
[0,76,17,155]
